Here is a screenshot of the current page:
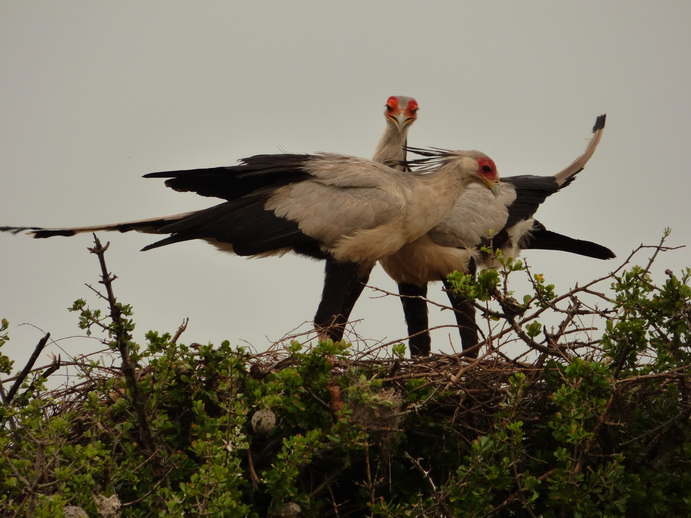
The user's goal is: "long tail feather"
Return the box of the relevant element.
[522,227,615,260]
[553,114,606,188]
[0,212,193,239]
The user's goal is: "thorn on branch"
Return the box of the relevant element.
[405,452,454,518]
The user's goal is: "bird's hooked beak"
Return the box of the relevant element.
[387,111,416,131]
[488,180,502,197]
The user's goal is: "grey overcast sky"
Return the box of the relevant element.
[1,1,690,368]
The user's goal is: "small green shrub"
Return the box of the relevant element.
[0,235,688,517]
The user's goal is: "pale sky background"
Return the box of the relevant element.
[1,2,690,372]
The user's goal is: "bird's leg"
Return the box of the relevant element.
[398,282,431,357]
[339,264,372,326]
[314,258,369,342]
[441,259,479,357]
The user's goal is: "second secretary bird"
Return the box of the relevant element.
[380,113,614,356]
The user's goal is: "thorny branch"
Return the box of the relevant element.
[87,234,157,464]
[405,452,454,518]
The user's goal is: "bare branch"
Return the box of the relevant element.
[87,234,157,463]
[170,318,189,344]
[4,332,52,405]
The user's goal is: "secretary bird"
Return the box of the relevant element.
[380,114,614,356]
[1,147,501,336]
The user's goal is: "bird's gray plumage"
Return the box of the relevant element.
[382,114,609,285]
[1,150,498,268]
[375,112,612,357]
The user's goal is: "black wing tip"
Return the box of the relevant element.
[33,229,76,238]
[141,241,164,252]
[1,226,74,238]
[143,171,171,179]
[593,114,606,133]
[141,235,181,252]
[525,226,616,260]
[143,168,225,179]
[584,245,616,260]
[579,242,616,260]
[0,226,23,235]
[559,173,581,189]
[597,245,616,260]
[142,170,198,193]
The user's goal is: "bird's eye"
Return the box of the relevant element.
[477,157,497,176]
[408,100,419,113]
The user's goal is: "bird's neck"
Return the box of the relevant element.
[403,164,481,243]
[372,124,409,169]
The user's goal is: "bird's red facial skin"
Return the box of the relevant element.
[404,99,419,125]
[385,96,400,113]
[477,157,499,182]
[405,99,419,118]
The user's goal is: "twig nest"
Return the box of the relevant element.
[279,501,302,517]
[350,387,403,432]
[251,408,277,435]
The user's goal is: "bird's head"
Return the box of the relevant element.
[384,95,419,132]
[406,148,502,196]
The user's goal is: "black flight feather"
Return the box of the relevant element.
[144,154,315,200]
[521,221,615,259]
[141,195,320,257]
